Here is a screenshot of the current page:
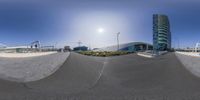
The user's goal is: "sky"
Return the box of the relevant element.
[0,0,200,48]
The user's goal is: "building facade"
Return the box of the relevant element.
[95,42,153,52]
[73,46,88,51]
[153,14,171,51]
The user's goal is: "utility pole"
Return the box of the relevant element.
[78,40,82,51]
[195,42,200,52]
[178,38,180,50]
[54,42,58,49]
[117,32,120,51]
[78,40,82,47]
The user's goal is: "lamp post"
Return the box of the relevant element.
[195,42,200,52]
[116,32,120,51]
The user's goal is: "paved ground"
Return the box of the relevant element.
[175,52,200,78]
[0,52,69,82]
[0,52,200,100]
[0,52,57,58]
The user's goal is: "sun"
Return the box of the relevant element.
[97,28,104,33]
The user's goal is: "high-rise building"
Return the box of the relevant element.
[153,14,171,51]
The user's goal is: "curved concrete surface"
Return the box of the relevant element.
[175,52,200,77]
[137,52,154,58]
[26,52,106,94]
[0,53,200,100]
[0,52,70,82]
[176,51,200,57]
[0,52,57,58]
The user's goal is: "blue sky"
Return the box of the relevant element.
[0,0,200,48]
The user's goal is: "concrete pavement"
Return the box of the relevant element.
[175,52,200,78]
[0,52,200,100]
[0,52,70,82]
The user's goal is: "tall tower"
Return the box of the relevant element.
[153,14,171,51]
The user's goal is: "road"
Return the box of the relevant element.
[0,52,200,100]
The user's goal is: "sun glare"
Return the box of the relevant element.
[97,28,104,33]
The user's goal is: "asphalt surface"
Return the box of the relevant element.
[0,52,200,100]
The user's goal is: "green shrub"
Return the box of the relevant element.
[78,51,132,57]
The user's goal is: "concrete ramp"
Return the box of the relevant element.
[175,52,200,77]
[0,52,70,82]
[0,52,57,58]
[1,53,200,99]
[26,52,106,94]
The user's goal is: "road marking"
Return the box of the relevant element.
[90,57,108,88]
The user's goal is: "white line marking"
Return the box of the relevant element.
[90,57,108,88]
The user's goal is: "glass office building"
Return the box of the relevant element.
[153,14,171,51]
[95,42,153,52]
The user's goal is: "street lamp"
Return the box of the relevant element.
[195,42,200,52]
[116,32,120,51]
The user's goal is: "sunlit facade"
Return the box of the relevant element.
[95,42,153,52]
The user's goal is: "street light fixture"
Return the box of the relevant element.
[116,32,120,51]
